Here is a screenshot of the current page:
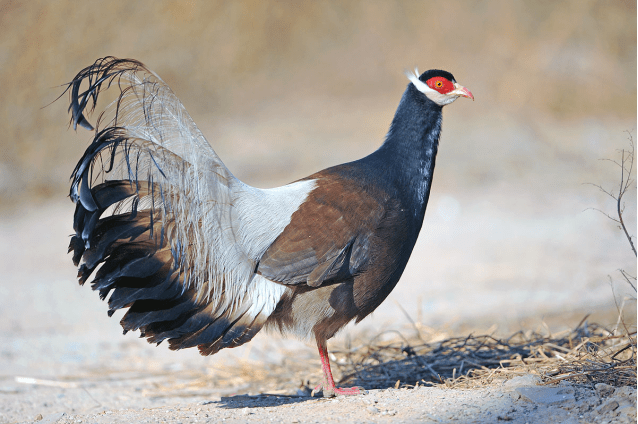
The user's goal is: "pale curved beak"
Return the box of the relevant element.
[451,83,474,100]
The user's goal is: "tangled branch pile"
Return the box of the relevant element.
[333,317,636,390]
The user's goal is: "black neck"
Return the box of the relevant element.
[368,84,443,222]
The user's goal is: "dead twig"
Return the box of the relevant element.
[585,131,636,256]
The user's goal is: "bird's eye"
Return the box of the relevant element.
[426,77,454,94]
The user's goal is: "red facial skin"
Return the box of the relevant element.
[426,77,455,95]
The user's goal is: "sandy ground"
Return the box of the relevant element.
[4,375,637,423]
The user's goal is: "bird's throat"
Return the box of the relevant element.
[376,89,443,219]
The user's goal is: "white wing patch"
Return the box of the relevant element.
[199,178,316,313]
[232,179,317,260]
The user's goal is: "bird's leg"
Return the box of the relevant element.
[311,336,367,397]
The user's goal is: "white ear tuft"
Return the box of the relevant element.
[405,67,436,95]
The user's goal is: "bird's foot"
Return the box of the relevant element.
[311,382,367,397]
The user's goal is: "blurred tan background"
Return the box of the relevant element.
[0,0,636,393]
[1,0,636,201]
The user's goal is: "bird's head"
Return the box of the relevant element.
[405,68,474,106]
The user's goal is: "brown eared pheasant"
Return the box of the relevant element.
[64,57,473,397]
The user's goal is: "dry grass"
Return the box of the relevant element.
[333,315,636,391]
[191,313,635,397]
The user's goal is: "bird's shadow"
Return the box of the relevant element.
[214,392,324,409]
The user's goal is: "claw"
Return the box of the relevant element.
[311,383,322,397]
[311,383,367,398]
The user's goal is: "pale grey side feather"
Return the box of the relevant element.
[244,274,289,319]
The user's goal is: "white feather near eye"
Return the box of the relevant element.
[405,67,437,96]
[405,67,458,106]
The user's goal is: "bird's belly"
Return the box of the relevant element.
[264,280,361,341]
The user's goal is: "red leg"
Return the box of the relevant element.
[311,336,367,397]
